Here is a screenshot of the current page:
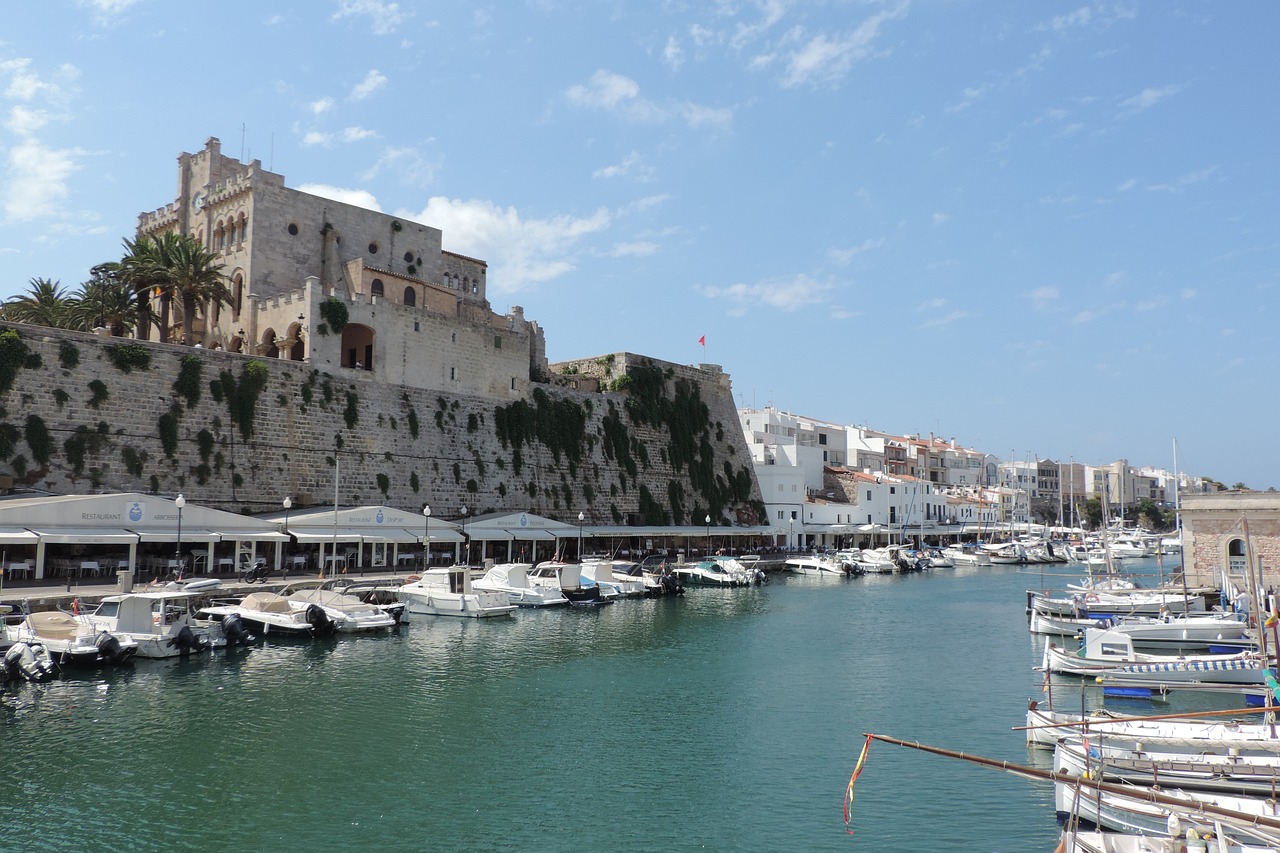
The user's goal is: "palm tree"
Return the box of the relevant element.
[167,235,230,345]
[1,277,75,328]
[116,234,171,341]
[70,265,137,336]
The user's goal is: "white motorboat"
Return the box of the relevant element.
[942,546,991,566]
[1029,588,1207,619]
[1026,705,1280,754]
[82,586,236,658]
[607,560,685,596]
[784,553,848,576]
[7,610,137,666]
[671,558,753,587]
[473,562,568,607]
[1056,827,1275,853]
[1042,626,1268,685]
[397,567,516,618]
[2,640,56,683]
[323,579,408,624]
[579,559,646,597]
[197,590,336,639]
[284,583,398,632]
[529,561,612,606]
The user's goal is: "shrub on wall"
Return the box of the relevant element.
[23,414,52,465]
[58,340,79,370]
[105,343,152,373]
[0,330,30,394]
[174,355,203,408]
[318,297,349,335]
[88,380,108,409]
[158,405,180,459]
[344,391,359,430]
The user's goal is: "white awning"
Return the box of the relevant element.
[504,528,556,541]
[218,527,290,543]
[130,527,221,543]
[356,527,422,544]
[421,528,465,544]
[288,527,369,543]
[30,527,140,545]
[0,527,38,544]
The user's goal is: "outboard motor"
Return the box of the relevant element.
[220,614,254,646]
[95,632,133,665]
[305,604,336,637]
[166,625,210,655]
[754,568,768,585]
[2,643,29,682]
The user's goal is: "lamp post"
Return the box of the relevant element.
[460,506,468,566]
[789,516,795,551]
[282,496,292,578]
[175,494,185,579]
[422,504,431,570]
[578,511,584,560]
[705,513,711,557]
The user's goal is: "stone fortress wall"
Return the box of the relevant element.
[0,323,764,527]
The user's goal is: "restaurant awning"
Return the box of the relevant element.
[421,528,465,543]
[130,527,221,543]
[504,528,556,541]
[30,527,140,545]
[0,527,38,544]
[355,527,422,544]
[288,527,370,543]
[217,527,290,543]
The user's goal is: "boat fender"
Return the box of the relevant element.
[405,575,421,583]
[1085,593,1099,604]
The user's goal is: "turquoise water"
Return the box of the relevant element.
[2,563,1169,851]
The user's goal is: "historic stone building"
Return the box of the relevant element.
[136,137,545,401]
[1181,491,1280,597]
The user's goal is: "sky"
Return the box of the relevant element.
[1,1,1277,490]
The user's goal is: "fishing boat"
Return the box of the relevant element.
[81,586,245,658]
[472,562,568,607]
[1056,827,1273,852]
[1024,705,1280,753]
[1042,627,1268,685]
[1054,735,1280,796]
[397,567,516,618]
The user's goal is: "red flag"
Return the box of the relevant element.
[698,335,706,346]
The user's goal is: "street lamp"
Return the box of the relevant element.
[282,496,292,578]
[460,506,469,566]
[175,494,185,578]
[578,511,584,560]
[422,504,431,570]
[789,516,795,550]
[705,513,711,557]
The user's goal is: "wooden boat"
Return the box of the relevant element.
[1042,627,1268,685]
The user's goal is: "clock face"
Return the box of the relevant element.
[192,192,205,210]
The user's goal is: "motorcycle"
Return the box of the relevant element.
[237,556,272,584]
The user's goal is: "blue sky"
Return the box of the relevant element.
[2,1,1276,490]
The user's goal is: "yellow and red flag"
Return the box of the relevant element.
[843,735,873,834]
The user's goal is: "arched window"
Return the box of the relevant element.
[404,287,416,307]
[237,213,247,245]
[371,278,384,297]
[233,274,244,320]
[1228,538,1248,578]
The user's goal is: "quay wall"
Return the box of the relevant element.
[0,324,764,525]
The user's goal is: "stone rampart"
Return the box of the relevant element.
[0,324,763,527]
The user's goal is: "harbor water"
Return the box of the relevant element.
[2,562,1183,851]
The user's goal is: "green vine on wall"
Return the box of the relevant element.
[318,297,349,336]
[24,414,52,465]
[0,423,19,460]
[0,330,30,394]
[214,360,270,441]
[158,404,181,459]
[343,391,359,430]
[174,355,203,409]
[105,343,152,373]
[58,341,79,370]
[88,380,108,409]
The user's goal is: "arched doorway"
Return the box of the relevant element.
[341,323,375,370]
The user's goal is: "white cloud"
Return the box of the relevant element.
[607,241,657,258]
[296,182,383,211]
[414,197,611,294]
[342,126,378,142]
[946,84,988,114]
[828,237,883,266]
[918,297,947,311]
[1145,165,1218,193]
[1117,178,1136,192]
[5,105,52,136]
[301,131,332,147]
[360,146,440,187]
[1181,288,1196,300]
[923,310,971,329]
[730,0,790,51]
[593,151,643,179]
[931,212,950,225]
[780,3,906,88]
[701,273,833,316]
[1046,7,1091,32]
[1029,286,1059,310]
[0,60,82,225]
[3,139,82,222]
[565,69,731,129]
[350,69,388,101]
[332,0,407,35]
[663,35,684,71]
[310,97,335,115]
[1119,84,1180,116]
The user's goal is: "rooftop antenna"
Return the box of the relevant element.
[270,132,274,171]
[240,123,246,162]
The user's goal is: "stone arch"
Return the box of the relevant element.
[403,286,416,307]
[233,273,245,320]
[260,328,279,359]
[342,323,375,370]
[284,321,306,361]
[371,278,384,298]
[1227,537,1249,580]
